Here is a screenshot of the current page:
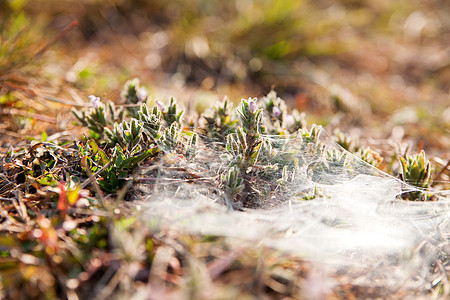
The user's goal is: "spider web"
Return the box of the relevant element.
[134,126,450,295]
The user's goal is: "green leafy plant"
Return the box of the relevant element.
[235,98,262,162]
[137,103,163,144]
[201,97,237,145]
[333,129,382,167]
[261,90,306,135]
[222,166,245,208]
[399,150,433,201]
[71,95,124,140]
[160,121,199,159]
[334,129,361,153]
[357,147,383,167]
[121,78,148,118]
[161,98,184,126]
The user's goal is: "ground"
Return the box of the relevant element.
[0,0,449,299]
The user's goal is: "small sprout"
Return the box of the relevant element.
[301,186,324,201]
[256,138,275,163]
[201,97,237,144]
[161,122,182,152]
[72,95,123,141]
[104,122,123,147]
[184,133,198,160]
[276,165,289,186]
[222,166,245,204]
[120,119,143,152]
[162,98,184,126]
[399,150,432,189]
[121,78,148,104]
[333,129,361,152]
[325,148,349,169]
[261,90,306,134]
[285,110,307,133]
[299,125,321,144]
[122,78,148,118]
[262,90,286,133]
[237,97,262,136]
[399,150,433,201]
[357,147,383,167]
[138,103,162,143]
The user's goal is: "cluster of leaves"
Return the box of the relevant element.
[4,78,439,210]
[72,88,198,193]
[333,129,435,200]
[333,129,383,168]
[71,85,326,208]
[399,150,433,201]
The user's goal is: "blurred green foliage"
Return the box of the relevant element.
[13,0,448,87]
[0,0,48,77]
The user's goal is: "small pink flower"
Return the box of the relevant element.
[137,88,148,101]
[273,106,282,118]
[89,95,101,109]
[248,99,257,114]
[155,99,164,110]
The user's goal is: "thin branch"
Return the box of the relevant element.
[80,161,112,189]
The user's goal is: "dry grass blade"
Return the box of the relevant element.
[31,20,79,61]
[80,157,106,207]
[80,160,112,189]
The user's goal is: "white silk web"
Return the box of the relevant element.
[135,127,450,295]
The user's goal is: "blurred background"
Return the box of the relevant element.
[1,0,449,157]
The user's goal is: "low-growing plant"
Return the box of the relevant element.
[261,90,306,134]
[71,96,124,140]
[333,129,382,167]
[222,166,245,208]
[161,97,184,126]
[399,150,433,201]
[68,80,438,206]
[334,128,361,153]
[121,78,148,118]
[201,97,237,145]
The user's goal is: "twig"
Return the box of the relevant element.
[80,161,112,189]
[133,177,215,184]
[37,93,84,106]
[80,157,106,207]
[12,191,29,223]
[93,265,126,300]
[31,20,79,61]
[0,107,57,123]
[0,128,22,138]
[38,92,144,107]
[435,160,450,180]
[0,197,15,201]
